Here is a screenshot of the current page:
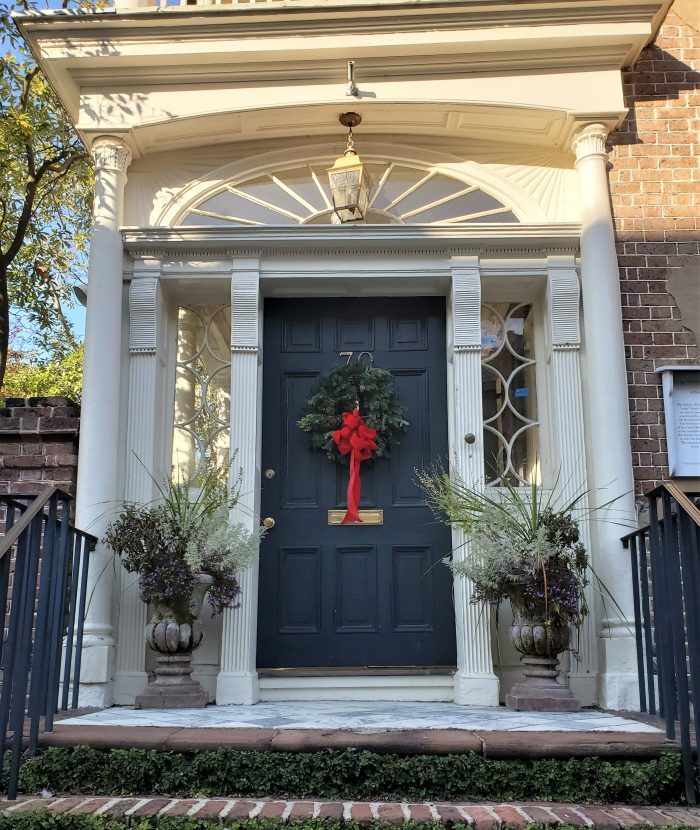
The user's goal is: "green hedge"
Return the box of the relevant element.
[16,747,684,804]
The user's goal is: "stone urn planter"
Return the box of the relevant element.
[135,573,214,709]
[505,586,580,712]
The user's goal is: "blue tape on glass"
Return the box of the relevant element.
[514,388,529,398]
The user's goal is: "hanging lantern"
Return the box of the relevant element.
[327,112,370,223]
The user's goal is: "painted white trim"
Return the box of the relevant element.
[216,257,263,705]
[448,257,499,706]
[545,255,596,706]
[114,227,605,705]
[114,266,165,704]
[259,675,455,703]
[122,223,580,256]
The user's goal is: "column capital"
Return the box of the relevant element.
[571,124,609,163]
[91,137,132,174]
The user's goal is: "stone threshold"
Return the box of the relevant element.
[36,724,677,759]
[3,795,700,827]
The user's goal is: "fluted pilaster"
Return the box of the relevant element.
[450,257,499,705]
[546,256,596,704]
[217,257,262,705]
[114,268,163,703]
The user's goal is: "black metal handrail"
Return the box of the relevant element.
[623,482,700,805]
[0,487,97,800]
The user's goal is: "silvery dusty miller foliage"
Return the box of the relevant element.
[104,460,264,618]
[417,470,591,630]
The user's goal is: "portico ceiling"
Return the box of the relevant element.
[16,0,672,159]
[109,102,603,159]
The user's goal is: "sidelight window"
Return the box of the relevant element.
[171,305,231,480]
[481,303,540,485]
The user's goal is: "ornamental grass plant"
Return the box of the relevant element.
[416,470,618,633]
[104,459,264,619]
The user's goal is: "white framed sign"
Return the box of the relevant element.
[658,366,700,477]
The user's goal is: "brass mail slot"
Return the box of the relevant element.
[328,509,384,526]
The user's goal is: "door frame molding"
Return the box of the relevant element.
[123,228,584,705]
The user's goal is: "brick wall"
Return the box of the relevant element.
[0,397,80,499]
[608,1,700,499]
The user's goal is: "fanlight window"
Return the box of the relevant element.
[181,162,518,226]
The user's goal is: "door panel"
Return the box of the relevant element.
[258,297,456,669]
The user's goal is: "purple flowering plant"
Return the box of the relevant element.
[417,469,614,632]
[104,459,264,619]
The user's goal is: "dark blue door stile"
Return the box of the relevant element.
[258,297,456,669]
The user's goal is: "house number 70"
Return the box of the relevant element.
[339,351,374,366]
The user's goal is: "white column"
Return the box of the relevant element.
[546,255,597,706]
[113,265,164,704]
[75,136,132,707]
[449,256,499,706]
[573,124,639,710]
[216,257,262,705]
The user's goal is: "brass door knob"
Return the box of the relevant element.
[262,517,276,529]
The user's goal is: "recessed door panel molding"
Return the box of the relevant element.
[390,318,428,352]
[334,546,379,634]
[282,319,322,353]
[390,369,429,506]
[392,546,435,633]
[283,372,321,508]
[278,547,322,634]
[336,317,375,352]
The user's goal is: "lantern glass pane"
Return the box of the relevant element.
[329,166,370,222]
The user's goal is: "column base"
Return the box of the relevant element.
[568,673,598,707]
[216,671,260,705]
[136,654,208,709]
[113,671,149,705]
[453,672,499,706]
[505,655,580,712]
[75,637,115,707]
[597,631,640,710]
[75,682,114,708]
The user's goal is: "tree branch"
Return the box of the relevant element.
[19,67,41,177]
[2,178,38,268]
[3,148,87,267]
[19,66,40,112]
[35,264,76,346]
[35,152,88,208]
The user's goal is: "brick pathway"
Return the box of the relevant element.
[3,796,700,826]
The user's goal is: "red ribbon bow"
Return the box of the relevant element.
[332,409,377,524]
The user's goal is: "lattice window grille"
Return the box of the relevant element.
[172,305,231,479]
[481,303,540,486]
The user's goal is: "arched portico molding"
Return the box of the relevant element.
[155,142,551,227]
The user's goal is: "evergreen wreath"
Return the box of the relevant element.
[298,363,409,464]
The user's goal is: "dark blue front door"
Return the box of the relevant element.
[257,297,456,669]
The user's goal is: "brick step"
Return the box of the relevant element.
[38,723,677,759]
[3,796,700,827]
